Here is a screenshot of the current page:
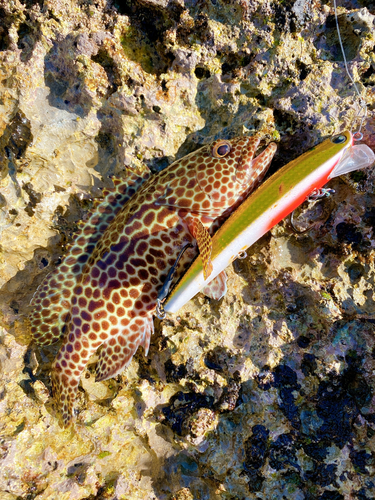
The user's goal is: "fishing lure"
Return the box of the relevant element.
[29,134,277,425]
[163,132,375,314]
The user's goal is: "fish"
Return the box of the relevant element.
[29,134,277,425]
[164,132,375,314]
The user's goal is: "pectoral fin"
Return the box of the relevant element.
[190,219,213,280]
[201,271,227,300]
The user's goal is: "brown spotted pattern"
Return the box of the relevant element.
[201,270,228,300]
[30,172,148,347]
[29,135,277,425]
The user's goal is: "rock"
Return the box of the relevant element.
[1,0,375,498]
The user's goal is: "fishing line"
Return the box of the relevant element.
[333,0,367,140]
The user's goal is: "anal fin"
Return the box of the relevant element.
[201,271,227,300]
[95,316,154,382]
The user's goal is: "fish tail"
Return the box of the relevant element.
[51,326,98,426]
[51,361,78,427]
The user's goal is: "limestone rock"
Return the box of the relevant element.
[1,0,375,499]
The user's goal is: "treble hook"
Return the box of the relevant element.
[307,188,335,201]
[289,188,335,234]
[156,243,193,320]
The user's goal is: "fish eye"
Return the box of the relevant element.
[212,140,232,158]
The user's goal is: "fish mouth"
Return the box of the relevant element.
[241,133,262,162]
[237,135,277,186]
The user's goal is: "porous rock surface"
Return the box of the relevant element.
[1,0,375,498]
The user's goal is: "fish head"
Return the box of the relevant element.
[195,135,277,208]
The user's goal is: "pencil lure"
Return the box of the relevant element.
[164,132,375,313]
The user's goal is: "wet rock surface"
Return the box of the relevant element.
[1,0,375,498]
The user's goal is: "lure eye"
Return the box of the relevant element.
[212,140,232,158]
[331,134,347,144]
